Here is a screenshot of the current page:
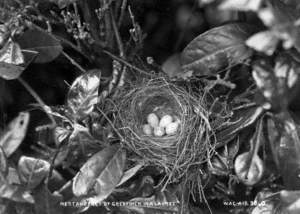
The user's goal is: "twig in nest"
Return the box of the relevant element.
[204,74,236,91]
[96,106,125,142]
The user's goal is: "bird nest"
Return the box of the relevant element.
[112,78,216,186]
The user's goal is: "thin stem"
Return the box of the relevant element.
[110,8,124,57]
[18,77,56,129]
[103,50,152,76]
[55,180,72,195]
[118,0,127,27]
[62,51,86,73]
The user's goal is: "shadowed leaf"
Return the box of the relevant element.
[32,184,63,214]
[0,182,34,203]
[17,29,62,63]
[216,106,264,147]
[267,112,300,190]
[280,190,300,214]
[181,23,257,77]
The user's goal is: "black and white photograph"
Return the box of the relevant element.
[1,0,300,213]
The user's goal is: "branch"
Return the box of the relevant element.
[118,0,127,28]
[62,51,86,73]
[110,8,124,57]
[17,77,56,128]
[103,50,152,76]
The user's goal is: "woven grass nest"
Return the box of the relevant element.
[114,78,216,185]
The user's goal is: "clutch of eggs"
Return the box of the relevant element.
[143,113,180,137]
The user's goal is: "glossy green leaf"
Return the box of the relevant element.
[72,145,126,201]
[67,69,100,119]
[0,112,30,157]
[17,29,62,63]
[181,23,256,77]
[18,156,50,189]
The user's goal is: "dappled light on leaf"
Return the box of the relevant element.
[67,69,101,120]
[0,146,8,176]
[72,145,126,202]
[0,112,30,157]
[0,39,25,80]
[256,0,300,52]
[0,39,24,65]
[252,55,299,110]
[246,31,279,56]
[18,156,50,189]
[219,0,262,11]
